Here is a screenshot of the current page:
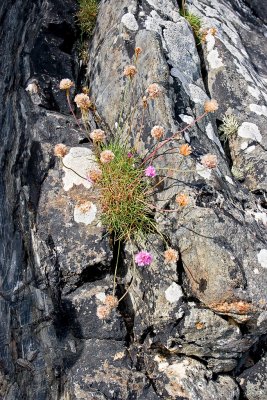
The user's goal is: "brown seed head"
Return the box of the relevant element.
[90,129,106,143]
[164,248,179,264]
[204,99,218,113]
[82,86,90,94]
[77,201,92,214]
[176,193,189,207]
[147,83,161,99]
[87,168,102,183]
[135,47,142,58]
[54,143,68,158]
[142,96,148,109]
[179,143,192,156]
[201,154,218,169]
[100,150,115,164]
[123,65,137,78]
[74,93,91,110]
[96,305,111,320]
[151,126,164,140]
[104,295,119,309]
[59,79,74,90]
[209,27,217,36]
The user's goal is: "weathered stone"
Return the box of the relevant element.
[64,339,158,400]
[1,0,267,397]
[238,355,267,399]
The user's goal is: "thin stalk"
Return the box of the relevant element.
[66,92,83,130]
[142,112,207,165]
[113,240,121,296]
[118,239,136,303]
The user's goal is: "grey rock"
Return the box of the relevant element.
[238,355,267,400]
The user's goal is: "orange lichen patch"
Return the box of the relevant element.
[210,301,257,315]
[195,322,205,330]
[68,185,96,204]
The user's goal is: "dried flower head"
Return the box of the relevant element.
[204,99,218,113]
[77,201,92,214]
[59,79,74,90]
[176,193,189,207]
[179,143,192,156]
[74,93,91,110]
[96,305,111,320]
[123,65,137,78]
[82,86,90,94]
[87,168,102,183]
[142,96,148,109]
[145,165,156,177]
[209,27,217,36]
[151,126,164,140]
[201,154,218,169]
[135,47,142,57]
[100,150,115,164]
[104,295,119,309]
[147,83,161,99]
[90,129,106,143]
[54,143,68,158]
[164,248,179,264]
[135,251,153,266]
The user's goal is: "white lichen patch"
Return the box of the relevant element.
[237,122,262,143]
[189,84,208,104]
[62,147,97,191]
[207,49,224,70]
[95,292,106,302]
[206,32,215,52]
[254,212,267,227]
[179,114,194,124]
[196,162,212,180]
[225,175,234,185]
[74,201,97,225]
[240,141,248,150]
[26,82,38,94]
[165,282,183,303]
[249,104,267,118]
[121,13,138,31]
[245,145,255,153]
[205,122,224,153]
[248,86,261,100]
[257,249,267,268]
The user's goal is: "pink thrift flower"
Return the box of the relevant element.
[127,152,133,158]
[135,251,153,266]
[145,166,156,177]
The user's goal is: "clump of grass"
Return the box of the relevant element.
[77,0,99,37]
[180,0,202,43]
[219,114,239,142]
[98,142,154,241]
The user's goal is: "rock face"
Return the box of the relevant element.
[0,0,266,399]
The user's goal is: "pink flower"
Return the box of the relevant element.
[135,251,153,266]
[127,152,133,158]
[145,166,156,177]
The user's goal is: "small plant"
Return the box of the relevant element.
[180,0,202,43]
[56,48,219,316]
[97,142,154,241]
[219,114,239,142]
[77,0,99,37]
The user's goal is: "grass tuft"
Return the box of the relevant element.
[77,0,99,37]
[179,1,202,43]
[98,142,154,241]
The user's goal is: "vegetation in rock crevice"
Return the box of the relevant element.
[55,49,219,319]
